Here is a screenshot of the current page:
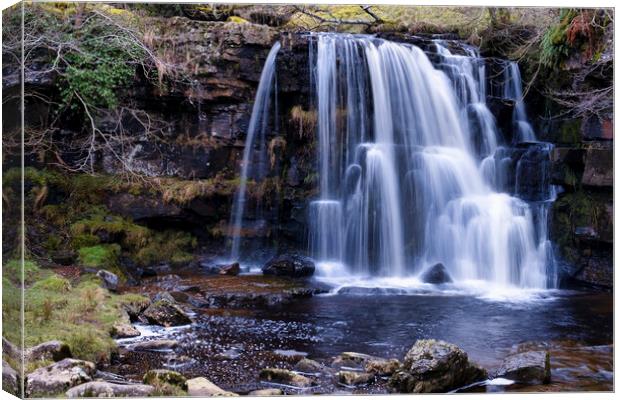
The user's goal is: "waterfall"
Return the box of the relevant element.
[503,61,536,143]
[228,42,281,261]
[308,33,556,289]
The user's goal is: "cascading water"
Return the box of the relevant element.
[228,42,281,261]
[307,33,556,289]
[503,61,536,143]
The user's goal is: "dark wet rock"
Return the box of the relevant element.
[220,262,241,276]
[96,269,119,292]
[128,339,179,352]
[262,254,315,278]
[25,340,72,363]
[107,192,183,221]
[169,291,190,303]
[331,351,383,370]
[259,368,314,388]
[365,358,401,376]
[421,263,453,284]
[143,369,187,388]
[2,360,19,396]
[142,298,192,327]
[177,284,202,293]
[26,358,96,397]
[294,358,330,374]
[206,287,325,308]
[121,298,151,322]
[51,250,77,266]
[336,370,375,386]
[495,350,551,384]
[66,381,155,397]
[248,388,283,395]
[186,377,237,396]
[388,339,487,393]
[111,323,141,339]
[582,148,612,187]
[94,370,129,385]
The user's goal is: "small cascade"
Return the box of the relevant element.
[503,61,536,143]
[228,42,281,261]
[306,33,557,289]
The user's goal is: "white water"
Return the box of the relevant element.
[228,42,281,261]
[308,34,556,289]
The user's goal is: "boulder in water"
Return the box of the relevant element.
[259,368,314,388]
[142,298,191,327]
[336,371,375,386]
[219,262,241,276]
[421,263,452,284]
[294,358,330,374]
[66,381,155,397]
[388,339,487,393]
[365,358,401,376]
[143,369,187,389]
[111,323,140,339]
[128,339,178,352]
[248,388,283,396]
[262,254,315,278]
[495,350,550,384]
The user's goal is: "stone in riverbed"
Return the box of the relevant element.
[331,351,383,369]
[388,339,487,393]
[142,298,192,327]
[336,371,375,386]
[111,323,141,339]
[66,381,155,397]
[143,369,187,388]
[26,358,96,397]
[262,254,315,278]
[421,263,452,284]
[186,377,238,396]
[365,358,401,376]
[495,350,550,384]
[25,340,72,363]
[294,358,330,374]
[259,368,315,388]
[219,262,241,276]
[128,339,178,352]
[248,388,283,395]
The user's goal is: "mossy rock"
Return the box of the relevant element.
[143,369,187,389]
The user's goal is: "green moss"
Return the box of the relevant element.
[72,233,101,249]
[134,230,196,267]
[78,244,121,269]
[3,259,43,285]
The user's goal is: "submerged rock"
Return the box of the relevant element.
[25,340,72,363]
[259,368,314,388]
[128,339,178,352]
[248,388,283,395]
[495,350,551,384]
[421,263,453,284]
[262,254,315,278]
[66,381,155,397]
[336,371,374,386]
[331,351,383,370]
[26,358,96,397]
[186,377,237,396]
[142,298,191,327]
[388,339,487,393]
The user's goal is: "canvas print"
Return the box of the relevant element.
[1,2,614,397]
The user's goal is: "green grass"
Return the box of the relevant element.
[2,259,150,368]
